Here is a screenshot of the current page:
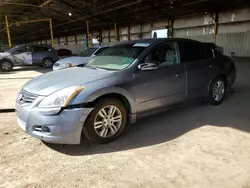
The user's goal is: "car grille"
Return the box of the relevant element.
[18,90,38,105]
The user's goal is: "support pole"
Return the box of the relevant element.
[49,18,54,47]
[86,21,90,48]
[5,15,12,47]
[128,25,131,41]
[168,19,174,38]
[114,22,119,42]
[213,12,218,43]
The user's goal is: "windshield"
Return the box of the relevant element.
[87,43,148,70]
[80,47,98,57]
[6,46,20,53]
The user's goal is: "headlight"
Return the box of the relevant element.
[59,63,72,68]
[38,86,84,108]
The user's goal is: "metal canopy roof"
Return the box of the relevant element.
[0,0,250,43]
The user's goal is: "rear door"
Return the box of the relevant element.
[178,41,217,98]
[32,45,53,64]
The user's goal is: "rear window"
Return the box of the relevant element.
[178,42,213,63]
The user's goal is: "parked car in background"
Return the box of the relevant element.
[16,38,236,145]
[57,49,72,57]
[53,46,109,71]
[0,44,58,72]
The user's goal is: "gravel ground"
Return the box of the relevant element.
[0,59,249,188]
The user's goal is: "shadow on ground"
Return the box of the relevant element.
[46,58,250,156]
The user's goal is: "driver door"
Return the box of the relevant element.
[13,45,32,65]
[133,42,186,113]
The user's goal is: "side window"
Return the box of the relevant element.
[94,47,108,55]
[14,46,30,54]
[15,47,25,54]
[144,43,177,67]
[32,46,50,52]
[178,42,207,63]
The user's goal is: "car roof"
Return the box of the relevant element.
[32,44,54,48]
[16,44,53,48]
[90,46,109,49]
[116,38,204,46]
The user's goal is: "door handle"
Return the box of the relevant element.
[176,73,182,78]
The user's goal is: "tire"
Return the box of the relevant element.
[0,60,13,72]
[208,77,226,105]
[83,98,127,143]
[42,58,54,68]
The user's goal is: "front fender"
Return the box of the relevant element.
[84,87,137,114]
[73,86,137,114]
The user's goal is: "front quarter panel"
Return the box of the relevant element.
[71,73,137,114]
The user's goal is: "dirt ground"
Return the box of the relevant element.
[0,60,250,188]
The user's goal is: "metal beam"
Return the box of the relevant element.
[15,0,143,39]
[5,15,12,47]
[15,18,50,25]
[40,0,52,8]
[56,0,109,24]
[0,2,41,8]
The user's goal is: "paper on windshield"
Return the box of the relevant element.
[133,43,150,47]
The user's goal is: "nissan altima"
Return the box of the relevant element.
[16,38,236,144]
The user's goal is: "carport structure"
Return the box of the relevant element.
[0,0,250,56]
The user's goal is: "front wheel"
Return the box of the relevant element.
[209,78,226,105]
[83,98,127,143]
[42,58,54,68]
[0,60,13,72]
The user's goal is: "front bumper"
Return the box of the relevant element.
[52,65,67,71]
[16,102,93,144]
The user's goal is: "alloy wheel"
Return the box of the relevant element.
[212,80,225,102]
[1,62,11,71]
[44,59,53,68]
[94,105,123,138]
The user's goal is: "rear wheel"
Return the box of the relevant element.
[0,60,13,72]
[42,58,54,68]
[83,98,127,143]
[209,77,226,105]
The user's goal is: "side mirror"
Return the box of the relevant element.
[138,62,158,71]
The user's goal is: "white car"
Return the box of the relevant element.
[53,46,109,71]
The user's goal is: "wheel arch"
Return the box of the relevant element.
[83,87,137,115]
[207,73,228,94]
[42,56,54,62]
[0,58,13,64]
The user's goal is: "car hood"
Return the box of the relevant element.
[56,56,92,66]
[23,67,115,96]
[0,52,10,58]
